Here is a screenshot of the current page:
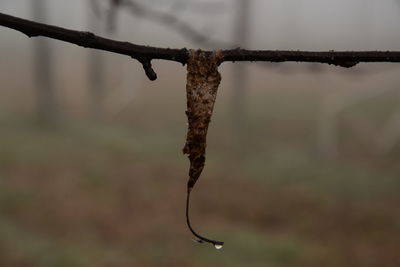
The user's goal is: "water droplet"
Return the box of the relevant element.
[214,244,223,250]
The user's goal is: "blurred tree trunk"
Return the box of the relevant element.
[87,2,106,120]
[232,0,251,148]
[317,3,373,158]
[32,0,59,124]
[282,1,300,45]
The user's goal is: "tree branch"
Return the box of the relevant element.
[0,12,187,80]
[1,12,400,80]
[119,0,231,47]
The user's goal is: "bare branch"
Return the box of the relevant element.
[89,0,103,18]
[106,0,122,33]
[221,49,400,68]
[137,0,228,14]
[0,12,187,80]
[119,0,230,47]
[1,12,400,80]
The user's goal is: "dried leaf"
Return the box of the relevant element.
[183,49,222,190]
[184,49,224,248]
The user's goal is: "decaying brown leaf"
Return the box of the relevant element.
[184,49,224,248]
[184,49,222,190]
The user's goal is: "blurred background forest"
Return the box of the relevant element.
[1,0,400,266]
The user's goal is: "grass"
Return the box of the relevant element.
[0,86,400,266]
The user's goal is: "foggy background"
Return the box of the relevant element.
[1,1,400,266]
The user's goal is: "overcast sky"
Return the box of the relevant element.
[1,0,400,50]
[1,0,400,117]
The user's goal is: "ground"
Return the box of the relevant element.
[0,80,399,267]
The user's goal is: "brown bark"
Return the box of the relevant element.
[2,12,400,81]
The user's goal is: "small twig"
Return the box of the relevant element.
[120,0,230,47]
[137,0,228,14]
[1,12,400,81]
[106,0,122,33]
[137,57,157,80]
[89,0,103,18]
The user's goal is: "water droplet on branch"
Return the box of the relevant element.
[214,244,223,250]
